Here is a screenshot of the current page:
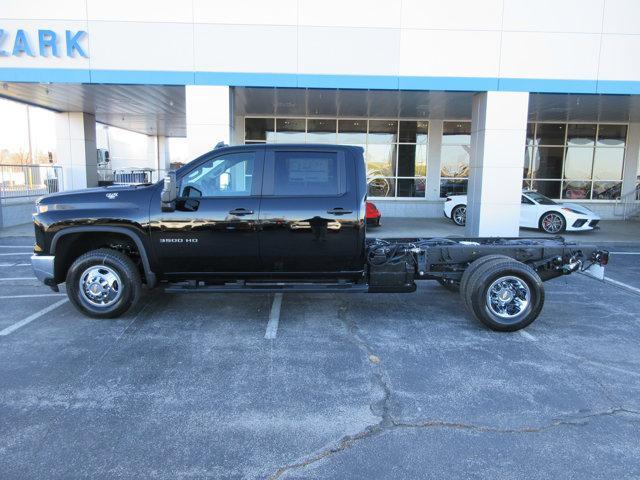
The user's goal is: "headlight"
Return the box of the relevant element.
[37,204,49,213]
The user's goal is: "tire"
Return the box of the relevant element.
[451,205,467,226]
[465,259,544,332]
[437,278,460,292]
[65,248,141,319]
[539,211,566,234]
[460,255,513,313]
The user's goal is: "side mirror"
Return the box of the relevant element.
[161,172,177,212]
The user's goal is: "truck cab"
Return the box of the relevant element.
[150,144,366,280]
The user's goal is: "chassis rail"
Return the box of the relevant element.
[366,236,609,290]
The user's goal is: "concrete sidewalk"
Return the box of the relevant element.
[370,217,640,246]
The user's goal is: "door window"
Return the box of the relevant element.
[273,151,344,196]
[180,152,255,197]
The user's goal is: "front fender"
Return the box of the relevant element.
[50,226,157,288]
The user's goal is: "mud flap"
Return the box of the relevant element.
[582,263,605,281]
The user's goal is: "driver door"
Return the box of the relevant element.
[151,147,264,274]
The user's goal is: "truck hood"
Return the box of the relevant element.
[34,183,158,227]
[37,184,155,204]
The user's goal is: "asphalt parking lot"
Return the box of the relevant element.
[1,233,640,479]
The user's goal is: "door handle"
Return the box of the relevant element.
[327,208,353,215]
[229,208,254,216]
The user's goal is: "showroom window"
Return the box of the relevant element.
[0,97,57,164]
[440,121,471,197]
[524,123,627,200]
[244,117,428,198]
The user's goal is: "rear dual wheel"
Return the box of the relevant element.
[460,256,544,331]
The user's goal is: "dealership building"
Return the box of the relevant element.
[1,0,640,235]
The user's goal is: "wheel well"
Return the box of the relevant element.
[54,232,145,283]
[538,210,566,229]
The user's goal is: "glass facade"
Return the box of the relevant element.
[245,117,630,202]
[440,121,471,197]
[244,117,428,198]
[0,97,57,165]
[525,122,627,200]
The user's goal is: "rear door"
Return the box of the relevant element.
[258,147,362,274]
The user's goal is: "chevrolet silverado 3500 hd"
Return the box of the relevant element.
[31,144,608,331]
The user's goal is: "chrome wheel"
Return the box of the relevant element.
[79,265,122,308]
[453,206,466,226]
[485,276,530,321]
[541,213,564,233]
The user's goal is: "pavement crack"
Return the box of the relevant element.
[269,408,640,479]
[268,301,393,479]
[337,300,393,426]
[392,407,640,434]
[268,424,384,480]
[268,301,640,479]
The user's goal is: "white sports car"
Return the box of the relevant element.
[443,190,601,234]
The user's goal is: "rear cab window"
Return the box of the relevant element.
[264,149,347,197]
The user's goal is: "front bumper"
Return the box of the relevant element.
[566,217,600,231]
[31,254,55,284]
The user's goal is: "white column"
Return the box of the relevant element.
[186,85,232,159]
[55,112,97,191]
[426,120,443,201]
[622,123,640,198]
[465,91,529,237]
[156,135,171,179]
[233,114,245,146]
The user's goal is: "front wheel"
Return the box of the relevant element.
[540,212,566,234]
[66,248,141,319]
[451,205,466,226]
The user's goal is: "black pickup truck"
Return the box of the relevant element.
[31,144,608,331]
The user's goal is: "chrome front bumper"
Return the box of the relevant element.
[31,254,55,283]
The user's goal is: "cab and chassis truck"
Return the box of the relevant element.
[31,144,609,332]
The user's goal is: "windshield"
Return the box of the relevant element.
[526,191,557,205]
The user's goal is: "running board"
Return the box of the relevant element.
[164,280,369,294]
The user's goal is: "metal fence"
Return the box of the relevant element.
[115,169,155,184]
[0,164,63,201]
[613,183,640,220]
[98,168,156,185]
